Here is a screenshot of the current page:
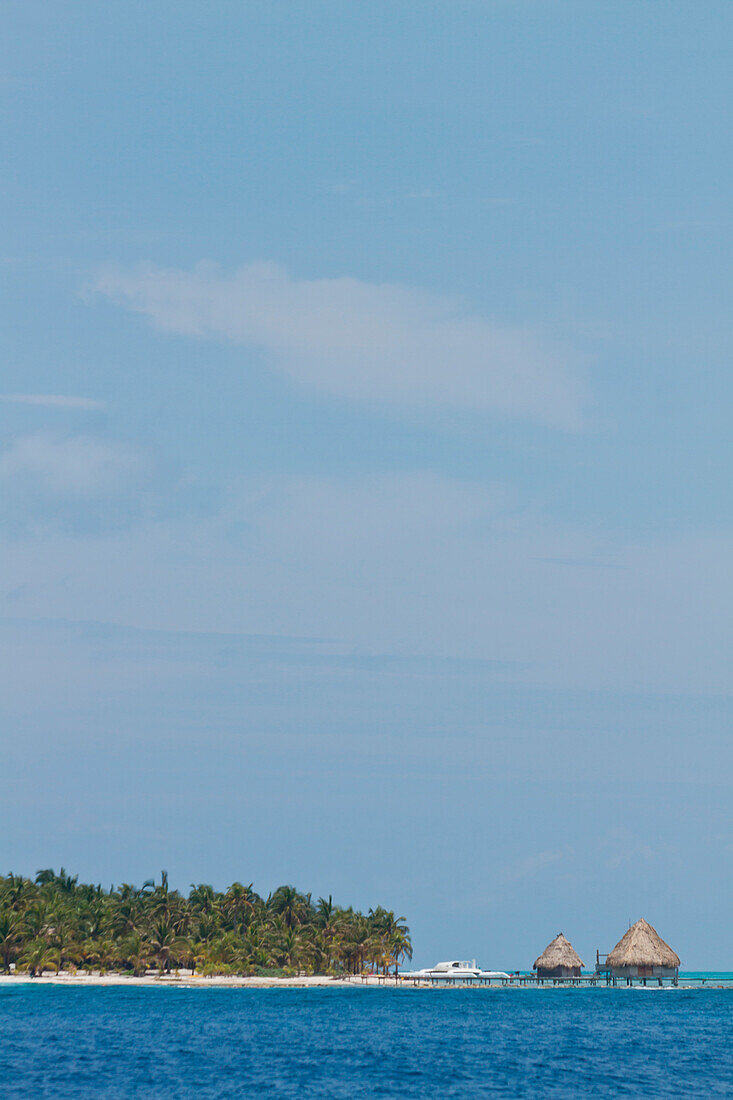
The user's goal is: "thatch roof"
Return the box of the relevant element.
[533,932,584,971]
[606,918,680,968]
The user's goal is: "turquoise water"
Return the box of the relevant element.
[3,985,733,1097]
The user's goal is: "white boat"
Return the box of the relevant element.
[401,959,511,980]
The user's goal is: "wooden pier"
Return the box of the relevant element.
[393,973,716,988]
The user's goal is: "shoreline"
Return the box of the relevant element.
[1,972,732,990]
[0,972,394,989]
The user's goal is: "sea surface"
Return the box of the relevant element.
[3,983,733,1098]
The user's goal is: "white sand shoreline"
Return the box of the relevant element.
[0,972,401,989]
[2,973,731,990]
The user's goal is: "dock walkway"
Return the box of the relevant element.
[395,974,727,988]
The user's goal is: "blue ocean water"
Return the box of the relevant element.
[3,985,733,1098]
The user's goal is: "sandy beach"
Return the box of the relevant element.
[0,971,400,989]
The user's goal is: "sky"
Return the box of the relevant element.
[1,0,732,968]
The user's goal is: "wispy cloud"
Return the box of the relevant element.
[602,829,657,871]
[0,433,141,496]
[505,850,566,882]
[1,468,729,695]
[0,394,106,409]
[93,262,588,429]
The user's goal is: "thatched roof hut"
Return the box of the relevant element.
[533,933,584,978]
[606,918,680,977]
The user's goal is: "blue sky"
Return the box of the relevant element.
[1,1,731,967]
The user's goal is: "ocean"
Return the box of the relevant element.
[3,984,733,1097]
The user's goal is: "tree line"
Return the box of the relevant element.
[0,869,412,978]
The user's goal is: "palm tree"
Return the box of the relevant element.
[121,933,151,977]
[268,885,308,929]
[388,927,413,975]
[110,895,143,938]
[1,873,32,912]
[148,919,190,974]
[196,932,242,975]
[95,939,120,973]
[277,926,313,972]
[0,912,21,971]
[56,869,79,894]
[192,912,219,944]
[21,938,60,977]
[222,882,257,934]
[314,897,340,972]
[339,914,374,975]
[367,908,411,975]
[188,883,217,914]
[49,914,82,973]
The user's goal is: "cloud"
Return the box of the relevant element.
[0,469,731,695]
[0,433,142,497]
[93,262,587,429]
[0,394,105,409]
[505,850,566,882]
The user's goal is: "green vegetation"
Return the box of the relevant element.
[0,869,412,978]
